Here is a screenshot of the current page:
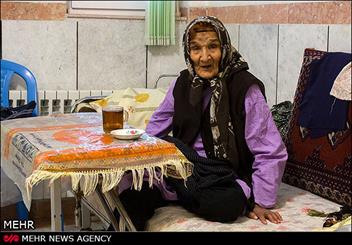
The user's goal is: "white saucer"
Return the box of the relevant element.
[110,129,145,140]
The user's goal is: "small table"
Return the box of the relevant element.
[1,113,191,231]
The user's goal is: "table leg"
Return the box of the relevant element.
[95,185,120,231]
[81,203,91,229]
[74,192,82,228]
[94,185,137,231]
[73,186,90,230]
[50,178,63,231]
[104,189,136,231]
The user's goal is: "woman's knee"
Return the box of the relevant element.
[203,204,244,223]
[197,188,247,222]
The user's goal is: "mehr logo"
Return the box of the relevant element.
[2,234,20,243]
[2,220,35,230]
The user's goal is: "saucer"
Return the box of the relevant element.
[110,129,145,140]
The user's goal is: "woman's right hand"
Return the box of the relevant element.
[247,204,283,225]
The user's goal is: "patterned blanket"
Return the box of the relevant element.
[147,183,348,232]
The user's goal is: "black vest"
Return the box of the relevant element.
[172,69,266,187]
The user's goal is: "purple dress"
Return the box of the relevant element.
[120,80,287,208]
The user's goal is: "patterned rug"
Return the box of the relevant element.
[283,48,351,207]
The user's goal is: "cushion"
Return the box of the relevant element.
[90,88,167,130]
[146,183,344,231]
[283,48,351,207]
[79,183,346,231]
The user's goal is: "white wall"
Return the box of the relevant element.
[3,19,350,107]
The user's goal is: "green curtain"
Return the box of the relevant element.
[145,1,176,46]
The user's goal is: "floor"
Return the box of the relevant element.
[31,215,106,232]
[1,198,106,232]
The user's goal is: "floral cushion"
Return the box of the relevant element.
[90,88,167,130]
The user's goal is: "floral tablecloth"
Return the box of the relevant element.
[1,113,191,210]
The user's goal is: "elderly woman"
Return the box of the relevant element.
[114,16,287,231]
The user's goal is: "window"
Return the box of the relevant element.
[68,1,148,18]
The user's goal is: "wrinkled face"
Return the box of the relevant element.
[189,30,221,80]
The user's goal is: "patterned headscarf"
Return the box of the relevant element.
[182,16,248,163]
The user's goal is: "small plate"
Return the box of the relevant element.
[110,129,145,140]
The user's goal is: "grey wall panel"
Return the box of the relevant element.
[239,24,278,107]
[277,24,328,103]
[2,20,76,90]
[224,24,240,50]
[78,19,146,90]
[3,20,348,105]
[329,25,351,53]
[147,21,187,89]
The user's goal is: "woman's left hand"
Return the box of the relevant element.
[247,204,283,225]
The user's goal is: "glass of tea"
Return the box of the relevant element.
[102,105,129,134]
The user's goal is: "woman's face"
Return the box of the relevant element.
[189,30,221,80]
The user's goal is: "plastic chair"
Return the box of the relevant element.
[1,59,39,220]
[1,59,39,116]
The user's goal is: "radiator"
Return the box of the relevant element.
[8,90,113,115]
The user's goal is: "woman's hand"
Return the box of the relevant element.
[247,204,283,224]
